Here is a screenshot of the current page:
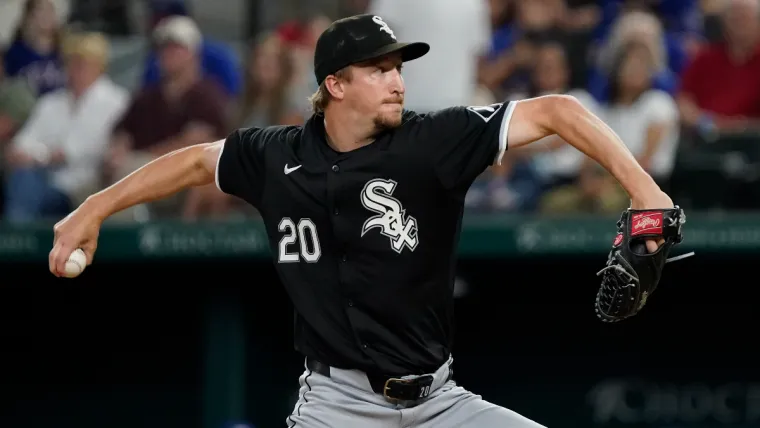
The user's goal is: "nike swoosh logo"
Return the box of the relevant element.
[284,164,302,175]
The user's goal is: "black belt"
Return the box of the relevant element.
[306,357,451,401]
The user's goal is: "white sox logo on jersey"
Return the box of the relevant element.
[360,178,418,253]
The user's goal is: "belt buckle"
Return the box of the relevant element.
[383,377,410,400]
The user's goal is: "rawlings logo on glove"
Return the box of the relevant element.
[631,212,663,235]
[595,206,692,322]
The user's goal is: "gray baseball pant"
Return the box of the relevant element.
[285,355,547,427]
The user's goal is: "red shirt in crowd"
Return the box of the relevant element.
[115,79,229,152]
[679,43,760,119]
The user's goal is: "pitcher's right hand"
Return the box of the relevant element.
[49,200,103,277]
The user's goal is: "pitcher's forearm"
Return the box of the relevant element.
[86,144,215,220]
[549,97,660,201]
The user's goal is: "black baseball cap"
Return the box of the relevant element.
[313,14,430,85]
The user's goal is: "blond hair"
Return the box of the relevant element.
[62,31,109,70]
[308,68,351,114]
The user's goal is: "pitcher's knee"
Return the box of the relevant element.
[461,402,547,428]
[421,386,547,428]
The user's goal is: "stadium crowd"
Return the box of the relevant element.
[1,0,759,224]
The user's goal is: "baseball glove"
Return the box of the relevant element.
[595,206,688,322]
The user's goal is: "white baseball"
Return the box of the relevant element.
[64,248,87,278]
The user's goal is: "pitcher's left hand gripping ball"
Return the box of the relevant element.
[595,206,687,322]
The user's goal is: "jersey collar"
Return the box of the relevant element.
[303,113,392,162]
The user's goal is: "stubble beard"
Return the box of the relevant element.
[373,109,403,131]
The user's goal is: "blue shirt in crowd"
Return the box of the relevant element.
[3,38,66,96]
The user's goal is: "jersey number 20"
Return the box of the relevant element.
[278,218,322,263]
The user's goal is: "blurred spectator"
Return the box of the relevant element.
[562,0,603,33]
[0,0,70,47]
[611,0,701,32]
[106,16,230,221]
[3,0,67,97]
[539,161,629,213]
[484,0,516,63]
[3,32,128,223]
[597,0,703,60]
[367,0,493,112]
[481,0,595,99]
[589,9,679,100]
[0,50,36,144]
[237,32,301,128]
[509,42,598,193]
[677,0,760,135]
[599,40,680,187]
[141,1,242,98]
[281,15,332,120]
[0,49,36,217]
[480,0,543,98]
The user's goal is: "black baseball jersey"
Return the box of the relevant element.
[216,101,517,376]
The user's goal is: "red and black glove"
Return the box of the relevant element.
[595,207,689,322]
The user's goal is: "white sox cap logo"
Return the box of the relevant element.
[372,16,396,40]
[360,178,418,253]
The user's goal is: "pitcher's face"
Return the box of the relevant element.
[345,53,406,130]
